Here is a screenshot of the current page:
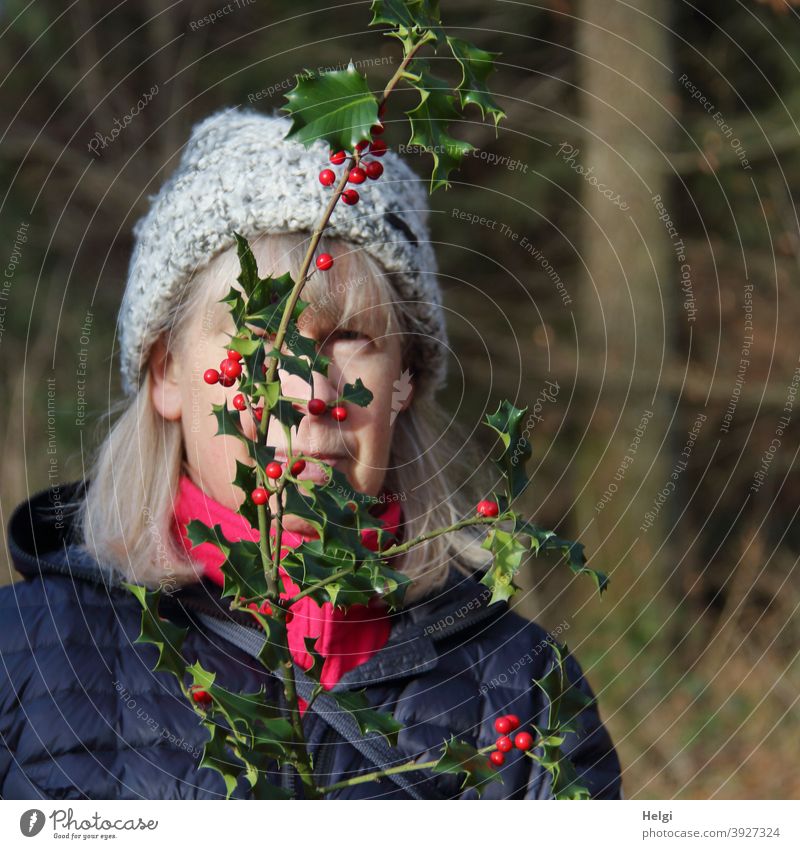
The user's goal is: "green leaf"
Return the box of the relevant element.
[302,635,326,683]
[512,516,609,596]
[338,377,373,407]
[446,36,505,127]
[212,402,247,445]
[187,661,294,751]
[199,722,244,799]
[479,527,529,605]
[283,65,379,152]
[285,326,330,377]
[431,736,500,796]
[484,399,532,503]
[124,583,188,679]
[369,0,444,46]
[405,59,475,191]
[233,232,260,298]
[328,689,404,747]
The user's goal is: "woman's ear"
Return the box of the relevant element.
[149,336,183,421]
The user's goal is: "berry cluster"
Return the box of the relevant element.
[488,714,534,767]
[203,349,243,387]
[318,125,387,209]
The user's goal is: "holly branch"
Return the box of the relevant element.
[126,0,604,800]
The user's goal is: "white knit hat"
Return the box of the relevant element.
[118,107,448,398]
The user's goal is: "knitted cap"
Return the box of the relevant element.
[118,107,448,398]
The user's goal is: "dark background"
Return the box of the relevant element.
[2,0,799,799]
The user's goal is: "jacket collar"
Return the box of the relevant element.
[8,481,503,688]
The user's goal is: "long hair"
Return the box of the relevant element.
[74,232,492,604]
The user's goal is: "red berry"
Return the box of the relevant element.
[489,751,505,766]
[505,714,520,731]
[494,716,512,735]
[496,735,513,753]
[253,406,263,422]
[290,459,306,475]
[355,139,369,152]
[219,374,235,387]
[232,393,247,411]
[477,500,499,518]
[316,253,334,271]
[330,150,346,165]
[251,487,268,505]
[191,688,212,706]
[330,405,347,422]
[369,139,387,157]
[341,189,359,205]
[226,350,242,361]
[220,359,242,379]
[319,168,336,186]
[370,123,385,136]
[266,461,283,480]
[308,398,327,416]
[514,732,534,751]
[203,368,219,385]
[348,167,366,184]
[365,161,383,180]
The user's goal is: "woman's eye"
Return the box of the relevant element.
[334,329,370,342]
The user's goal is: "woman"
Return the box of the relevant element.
[0,109,623,799]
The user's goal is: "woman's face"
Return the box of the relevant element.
[149,250,412,536]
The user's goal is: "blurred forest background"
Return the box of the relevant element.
[2,0,800,799]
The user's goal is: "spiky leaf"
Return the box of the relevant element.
[446,36,505,126]
[431,736,500,796]
[283,65,379,152]
[484,399,532,502]
[125,583,188,679]
[479,527,529,605]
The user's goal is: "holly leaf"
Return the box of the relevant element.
[338,377,373,407]
[479,527,529,605]
[446,36,505,127]
[431,736,500,796]
[283,65,379,152]
[303,635,326,683]
[124,583,188,679]
[512,516,609,596]
[199,722,245,799]
[405,59,475,191]
[233,231,260,298]
[369,0,444,46]
[328,689,403,747]
[484,399,532,503]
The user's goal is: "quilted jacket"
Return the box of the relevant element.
[0,482,623,800]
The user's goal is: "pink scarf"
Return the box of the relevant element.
[171,474,403,712]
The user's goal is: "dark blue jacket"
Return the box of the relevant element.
[0,483,623,799]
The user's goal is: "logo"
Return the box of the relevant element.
[20,810,45,837]
[390,368,413,425]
